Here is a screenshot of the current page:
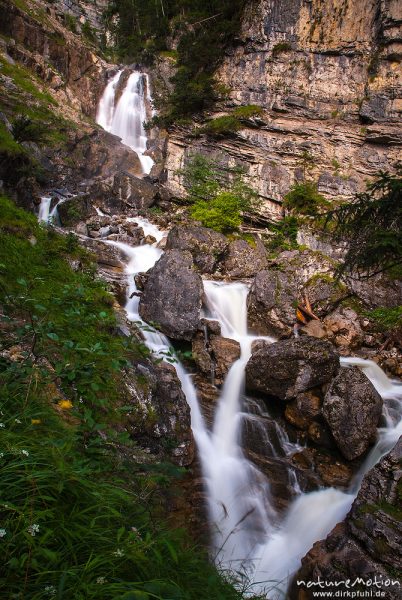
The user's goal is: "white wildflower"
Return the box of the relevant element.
[0,453,4,459]
[130,526,141,539]
[21,450,29,457]
[27,523,40,536]
[96,577,106,585]
[14,418,21,424]
[0,423,5,428]
[113,548,124,557]
[0,528,6,538]
[44,585,56,596]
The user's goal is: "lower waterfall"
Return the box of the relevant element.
[33,196,393,596]
[107,217,402,597]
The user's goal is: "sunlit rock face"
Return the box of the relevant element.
[164,0,401,218]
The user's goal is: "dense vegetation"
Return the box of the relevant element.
[181,154,259,233]
[0,197,254,600]
[325,170,402,278]
[107,0,248,123]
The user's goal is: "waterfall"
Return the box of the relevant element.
[96,70,154,175]
[38,196,65,224]
[47,204,401,597]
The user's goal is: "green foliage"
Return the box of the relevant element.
[233,105,263,119]
[181,154,259,232]
[325,169,402,278]
[81,20,97,44]
[264,216,299,254]
[110,0,247,122]
[272,41,292,57]
[366,306,402,331]
[0,196,251,599]
[64,12,78,33]
[11,115,49,144]
[191,191,242,232]
[202,115,241,137]
[284,181,329,216]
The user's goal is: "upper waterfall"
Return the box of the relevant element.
[96,70,154,175]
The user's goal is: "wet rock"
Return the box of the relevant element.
[58,194,96,227]
[223,237,268,278]
[121,222,145,245]
[246,338,340,401]
[322,367,383,460]
[290,438,402,599]
[139,250,203,341]
[304,275,349,318]
[80,237,124,268]
[324,307,363,349]
[124,361,195,467]
[192,332,241,385]
[284,391,322,431]
[247,269,298,336]
[166,225,229,274]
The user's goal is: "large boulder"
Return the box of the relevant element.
[165,225,228,274]
[112,173,158,209]
[223,237,268,278]
[58,194,97,227]
[247,269,298,336]
[290,438,402,599]
[124,361,195,466]
[139,250,203,340]
[322,367,383,460]
[245,338,340,401]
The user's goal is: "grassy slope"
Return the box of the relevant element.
[0,197,253,600]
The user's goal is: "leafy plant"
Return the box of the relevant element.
[11,115,49,144]
[202,115,241,137]
[233,105,263,119]
[272,41,292,57]
[283,181,329,216]
[181,154,260,232]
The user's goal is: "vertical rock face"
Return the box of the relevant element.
[165,0,401,217]
[290,437,402,599]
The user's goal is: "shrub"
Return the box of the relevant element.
[11,115,49,144]
[272,41,292,57]
[181,154,260,232]
[191,191,243,232]
[264,215,299,254]
[233,105,263,119]
[283,181,329,216]
[202,115,241,137]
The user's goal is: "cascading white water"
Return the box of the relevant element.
[78,215,401,597]
[38,196,65,224]
[96,70,154,175]
[96,70,123,131]
[38,197,52,222]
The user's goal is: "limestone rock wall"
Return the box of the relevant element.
[164,0,401,218]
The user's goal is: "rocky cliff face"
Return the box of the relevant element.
[0,0,109,118]
[164,0,401,218]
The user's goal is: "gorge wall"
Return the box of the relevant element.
[164,0,402,219]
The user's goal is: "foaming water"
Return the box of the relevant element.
[96,70,154,174]
[79,216,402,596]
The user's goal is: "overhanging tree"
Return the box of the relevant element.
[325,169,402,278]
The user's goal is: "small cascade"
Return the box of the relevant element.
[96,70,154,175]
[38,197,51,222]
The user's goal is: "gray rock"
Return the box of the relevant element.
[165,225,228,274]
[245,337,340,401]
[290,438,402,599]
[139,250,203,340]
[112,173,157,209]
[322,367,383,460]
[223,237,268,278]
[247,269,298,336]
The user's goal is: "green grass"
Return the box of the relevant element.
[202,115,241,137]
[232,105,263,120]
[366,306,402,331]
[0,197,254,600]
